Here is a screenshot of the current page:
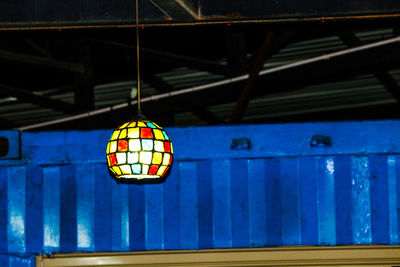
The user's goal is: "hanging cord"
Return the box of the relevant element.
[136,0,141,112]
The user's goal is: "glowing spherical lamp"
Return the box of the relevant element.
[106,0,174,184]
[106,119,173,184]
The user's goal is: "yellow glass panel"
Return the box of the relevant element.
[129,139,141,151]
[111,130,120,140]
[139,151,152,164]
[170,143,174,154]
[128,128,139,138]
[119,129,127,139]
[154,141,164,152]
[110,141,117,153]
[162,153,170,165]
[119,122,130,129]
[142,164,149,175]
[137,122,146,127]
[152,122,163,129]
[152,152,162,164]
[112,166,122,175]
[116,153,126,164]
[128,122,137,127]
[118,129,127,139]
[127,152,139,164]
[153,129,164,140]
[157,165,167,176]
[107,155,111,166]
[106,142,111,154]
[120,165,132,175]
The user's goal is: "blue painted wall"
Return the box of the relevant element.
[0,120,400,266]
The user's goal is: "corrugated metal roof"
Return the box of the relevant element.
[195,73,396,124]
[0,27,398,129]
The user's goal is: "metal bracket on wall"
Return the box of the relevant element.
[0,130,20,159]
[310,134,332,147]
[231,138,251,150]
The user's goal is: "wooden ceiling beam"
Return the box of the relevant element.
[0,84,76,114]
[0,49,84,74]
[229,31,300,123]
[229,31,279,123]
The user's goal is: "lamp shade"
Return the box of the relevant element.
[106,119,173,183]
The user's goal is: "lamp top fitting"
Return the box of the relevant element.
[136,109,147,121]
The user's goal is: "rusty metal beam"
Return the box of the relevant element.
[147,0,200,20]
[339,31,400,103]
[0,84,76,114]
[229,31,279,123]
[0,49,84,74]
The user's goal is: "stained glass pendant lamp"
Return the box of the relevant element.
[106,115,173,184]
[106,0,173,184]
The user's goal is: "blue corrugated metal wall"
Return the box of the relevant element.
[0,120,400,266]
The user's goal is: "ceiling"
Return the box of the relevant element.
[0,1,400,130]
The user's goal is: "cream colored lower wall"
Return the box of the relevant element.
[36,245,400,267]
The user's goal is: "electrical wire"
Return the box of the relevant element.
[136,0,141,111]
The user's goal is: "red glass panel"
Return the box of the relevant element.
[169,155,173,165]
[164,141,171,152]
[162,166,170,176]
[149,165,159,175]
[141,128,154,139]
[118,140,128,151]
[109,153,117,166]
